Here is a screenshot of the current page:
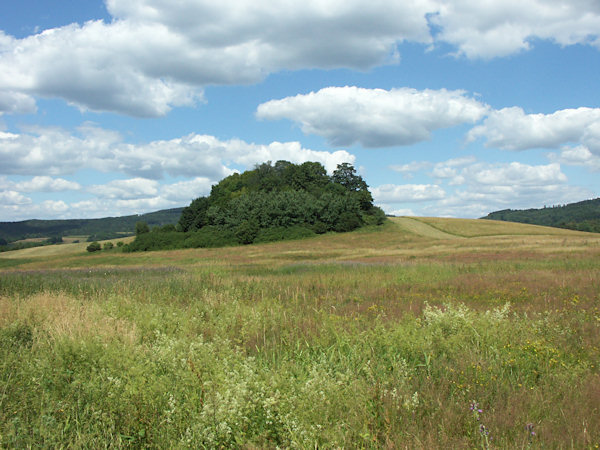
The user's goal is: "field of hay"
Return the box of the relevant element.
[1,217,599,448]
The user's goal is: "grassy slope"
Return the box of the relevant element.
[1,218,599,447]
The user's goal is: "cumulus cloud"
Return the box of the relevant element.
[14,176,81,192]
[0,90,36,115]
[549,145,600,172]
[0,190,31,206]
[372,184,446,203]
[467,106,600,152]
[0,124,353,179]
[0,124,354,220]
[424,159,588,217]
[88,178,159,200]
[374,157,590,218]
[0,1,433,116]
[390,161,433,176]
[1,1,598,116]
[257,86,488,147]
[430,0,600,58]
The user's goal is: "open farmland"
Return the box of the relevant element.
[1,218,599,448]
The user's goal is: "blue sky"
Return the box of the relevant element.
[1,0,600,221]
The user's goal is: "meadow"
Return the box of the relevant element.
[1,217,599,448]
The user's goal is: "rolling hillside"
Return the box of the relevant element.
[482,197,600,232]
[0,207,184,243]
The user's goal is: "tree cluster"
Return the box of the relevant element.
[126,161,385,251]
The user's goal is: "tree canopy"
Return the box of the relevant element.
[125,161,385,251]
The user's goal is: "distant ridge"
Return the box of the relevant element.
[482,198,600,233]
[0,207,184,243]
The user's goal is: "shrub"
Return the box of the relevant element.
[183,227,237,248]
[86,241,101,252]
[235,220,260,245]
[103,242,114,250]
[254,225,315,243]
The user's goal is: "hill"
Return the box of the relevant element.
[0,207,184,243]
[481,197,600,232]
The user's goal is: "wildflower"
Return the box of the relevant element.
[525,423,535,436]
[479,424,489,436]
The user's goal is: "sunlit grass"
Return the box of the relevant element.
[1,218,599,447]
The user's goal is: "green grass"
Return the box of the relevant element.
[1,218,599,447]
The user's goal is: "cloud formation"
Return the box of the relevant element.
[0,124,355,220]
[430,0,600,59]
[257,86,488,147]
[372,184,446,204]
[383,157,589,218]
[467,107,600,152]
[0,124,353,179]
[1,0,599,116]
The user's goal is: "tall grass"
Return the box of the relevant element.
[1,220,599,447]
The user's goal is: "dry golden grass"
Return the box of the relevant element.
[0,293,138,345]
[413,216,588,237]
[2,218,599,273]
[0,236,135,260]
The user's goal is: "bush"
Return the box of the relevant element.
[135,221,150,236]
[235,220,260,245]
[183,227,237,248]
[254,225,315,243]
[86,241,101,252]
[334,211,362,232]
[103,242,114,250]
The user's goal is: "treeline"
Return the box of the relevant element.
[0,208,183,243]
[482,198,600,232]
[125,161,386,252]
[0,236,63,253]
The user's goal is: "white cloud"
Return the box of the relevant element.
[0,190,31,206]
[430,0,600,59]
[2,1,597,116]
[257,86,488,147]
[467,106,600,152]
[0,1,434,116]
[88,178,159,200]
[372,184,446,203]
[0,90,36,115]
[390,161,433,176]
[0,124,355,220]
[14,176,81,192]
[425,159,589,217]
[0,125,353,179]
[549,145,600,172]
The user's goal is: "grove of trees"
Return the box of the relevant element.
[125,161,386,251]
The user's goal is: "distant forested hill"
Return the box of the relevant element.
[482,198,600,232]
[0,207,184,243]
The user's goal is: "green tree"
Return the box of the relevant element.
[135,221,150,236]
[179,197,210,232]
[86,241,101,252]
[332,163,373,210]
[235,219,260,244]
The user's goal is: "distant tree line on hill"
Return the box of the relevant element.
[124,161,386,252]
[0,208,184,244]
[482,198,600,233]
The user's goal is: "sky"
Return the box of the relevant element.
[1,0,600,221]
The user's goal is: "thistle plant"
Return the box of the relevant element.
[525,423,536,446]
[470,401,491,449]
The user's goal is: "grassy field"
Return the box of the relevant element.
[1,217,599,448]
